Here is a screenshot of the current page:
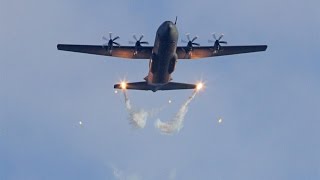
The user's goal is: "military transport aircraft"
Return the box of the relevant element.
[57,20,267,92]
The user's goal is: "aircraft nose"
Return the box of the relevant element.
[168,23,174,31]
[166,23,176,34]
[158,21,178,42]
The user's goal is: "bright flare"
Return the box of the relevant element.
[218,118,223,124]
[196,82,204,91]
[120,81,127,89]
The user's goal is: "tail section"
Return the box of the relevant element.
[114,81,196,92]
[160,82,196,90]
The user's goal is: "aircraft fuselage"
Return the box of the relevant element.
[147,21,178,89]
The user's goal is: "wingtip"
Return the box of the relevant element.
[114,84,120,89]
[263,45,268,51]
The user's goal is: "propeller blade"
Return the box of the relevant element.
[109,32,112,39]
[113,42,120,46]
[140,41,149,44]
[212,33,217,40]
[220,41,227,44]
[192,42,200,46]
[186,33,191,41]
[218,34,224,41]
[133,34,138,41]
[191,36,198,42]
[112,36,120,41]
[102,36,109,41]
[139,34,144,41]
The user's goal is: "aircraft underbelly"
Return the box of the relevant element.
[148,63,170,85]
[149,42,176,84]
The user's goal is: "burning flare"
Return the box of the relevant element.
[120,81,127,89]
[196,82,204,91]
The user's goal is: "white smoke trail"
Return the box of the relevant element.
[169,168,177,180]
[111,165,142,180]
[112,166,125,180]
[155,90,198,135]
[123,90,147,128]
[122,90,166,129]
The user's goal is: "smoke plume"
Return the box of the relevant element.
[122,90,165,129]
[155,90,198,135]
[111,165,142,180]
[123,90,148,128]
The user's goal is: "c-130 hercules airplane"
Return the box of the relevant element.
[57,19,267,92]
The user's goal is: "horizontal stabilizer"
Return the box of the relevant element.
[114,82,150,91]
[160,82,196,90]
[114,81,196,92]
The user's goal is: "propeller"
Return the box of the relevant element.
[102,32,120,48]
[181,33,200,58]
[129,34,149,46]
[208,33,227,50]
[181,33,200,47]
[129,34,149,55]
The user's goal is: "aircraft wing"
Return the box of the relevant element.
[176,45,267,59]
[57,44,153,59]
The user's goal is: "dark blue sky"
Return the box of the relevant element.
[1,0,320,179]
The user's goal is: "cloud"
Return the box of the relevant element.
[168,168,177,180]
[111,166,142,180]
